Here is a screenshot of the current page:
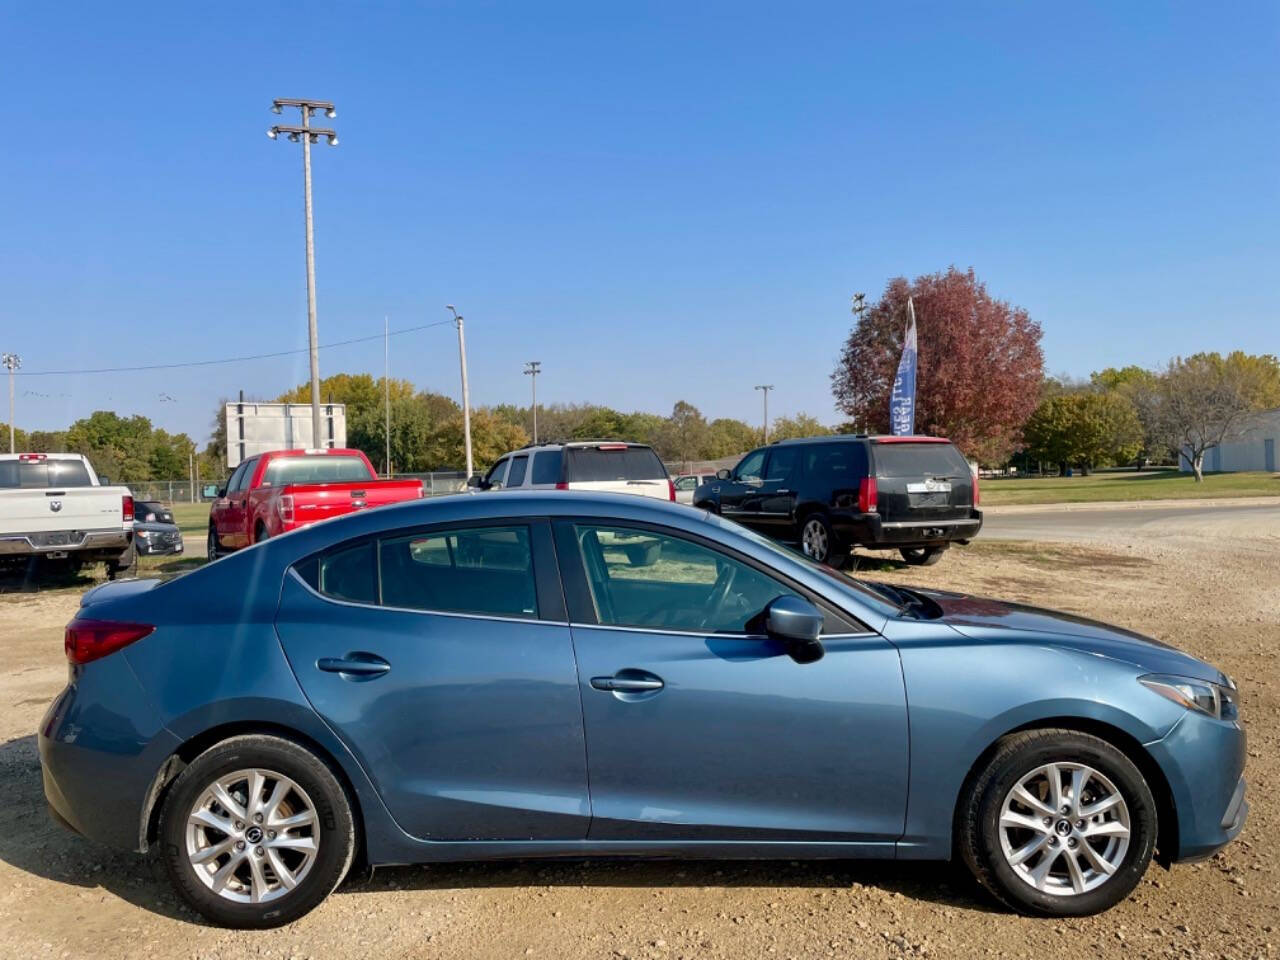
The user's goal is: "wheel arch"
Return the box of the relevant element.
[140,720,369,869]
[950,716,1179,868]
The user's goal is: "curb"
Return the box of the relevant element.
[982,496,1280,515]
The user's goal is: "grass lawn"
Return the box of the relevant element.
[168,502,212,534]
[980,469,1280,506]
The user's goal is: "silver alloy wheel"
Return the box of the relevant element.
[998,761,1131,896]
[802,518,829,562]
[185,768,319,904]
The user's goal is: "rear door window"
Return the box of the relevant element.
[506,455,529,487]
[379,525,538,618]
[565,446,665,482]
[764,447,800,483]
[873,443,969,479]
[316,540,378,605]
[531,450,563,485]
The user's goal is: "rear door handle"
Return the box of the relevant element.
[590,675,664,692]
[317,654,391,678]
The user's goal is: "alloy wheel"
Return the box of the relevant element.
[998,761,1131,896]
[802,518,829,562]
[185,768,320,904]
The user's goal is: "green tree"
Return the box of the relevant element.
[705,418,758,459]
[1023,392,1143,475]
[654,401,709,466]
[769,413,834,442]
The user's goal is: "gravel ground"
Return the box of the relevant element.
[0,521,1275,960]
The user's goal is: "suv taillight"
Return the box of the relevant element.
[972,472,980,506]
[122,495,134,522]
[668,479,676,501]
[278,494,295,523]
[858,476,877,514]
[555,482,569,491]
[65,619,154,665]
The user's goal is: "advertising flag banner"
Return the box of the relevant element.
[889,298,918,435]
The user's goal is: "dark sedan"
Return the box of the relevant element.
[40,492,1245,928]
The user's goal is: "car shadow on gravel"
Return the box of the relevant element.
[0,734,203,924]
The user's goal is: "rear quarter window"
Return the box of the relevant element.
[531,450,563,485]
[872,443,970,479]
[566,447,666,482]
[803,443,866,489]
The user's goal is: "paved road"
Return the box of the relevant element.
[982,500,1280,541]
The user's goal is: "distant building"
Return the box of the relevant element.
[1180,407,1280,473]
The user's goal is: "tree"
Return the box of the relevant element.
[769,413,834,442]
[705,418,758,460]
[654,401,709,467]
[1023,392,1144,475]
[831,267,1044,464]
[1159,352,1280,481]
[427,409,528,472]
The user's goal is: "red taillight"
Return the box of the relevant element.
[64,619,154,665]
[597,443,628,450]
[122,495,134,522]
[858,476,878,514]
[278,494,295,523]
[972,472,980,506]
[668,479,676,501]
[19,453,47,461]
[555,482,569,491]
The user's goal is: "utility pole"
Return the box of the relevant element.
[523,361,542,444]
[2,353,19,454]
[850,293,867,434]
[447,306,474,479]
[755,384,774,444]
[268,97,338,448]
[188,442,195,504]
[384,316,392,477]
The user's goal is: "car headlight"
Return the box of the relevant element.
[136,530,152,538]
[1140,673,1238,721]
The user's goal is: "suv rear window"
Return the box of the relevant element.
[565,446,666,482]
[0,459,93,488]
[873,443,970,479]
[261,455,372,486]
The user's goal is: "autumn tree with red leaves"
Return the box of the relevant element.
[831,267,1044,464]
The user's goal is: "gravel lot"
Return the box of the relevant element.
[0,516,1275,960]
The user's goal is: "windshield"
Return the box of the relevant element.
[261,455,373,486]
[704,511,903,618]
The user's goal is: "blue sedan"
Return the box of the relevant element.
[39,492,1247,928]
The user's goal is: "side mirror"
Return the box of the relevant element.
[716,468,731,480]
[216,486,227,499]
[202,484,219,499]
[98,476,110,485]
[766,595,825,664]
[466,474,489,490]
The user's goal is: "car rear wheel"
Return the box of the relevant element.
[958,729,1156,916]
[158,734,356,928]
[800,514,849,569]
[900,545,947,566]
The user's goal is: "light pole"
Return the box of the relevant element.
[755,384,774,444]
[524,361,541,444]
[268,97,338,448]
[447,306,474,479]
[2,353,19,454]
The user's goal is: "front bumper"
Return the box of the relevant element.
[833,510,983,548]
[135,535,184,556]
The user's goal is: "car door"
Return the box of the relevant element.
[275,518,591,841]
[715,449,767,530]
[752,446,802,535]
[555,520,908,844]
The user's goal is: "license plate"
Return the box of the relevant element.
[906,480,951,494]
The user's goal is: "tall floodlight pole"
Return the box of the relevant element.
[447,306,474,479]
[755,384,774,444]
[850,293,867,433]
[524,361,542,444]
[2,353,19,454]
[267,98,338,447]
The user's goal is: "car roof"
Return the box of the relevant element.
[507,440,655,452]
[770,434,953,446]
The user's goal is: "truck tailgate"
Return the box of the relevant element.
[0,487,126,534]
[285,479,424,524]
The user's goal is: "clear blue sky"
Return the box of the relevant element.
[1,1,1276,442]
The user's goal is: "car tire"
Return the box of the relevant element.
[255,521,269,543]
[958,728,1157,917]
[158,734,356,929]
[900,545,947,566]
[207,524,220,561]
[800,514,849,570]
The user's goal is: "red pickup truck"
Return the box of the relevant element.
[207,448,424,559]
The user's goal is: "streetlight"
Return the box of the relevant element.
[523,361,542,444]
[2,353,19,454]
[446,306,474,480]
[755,384,774,444]
[268,97,338,448]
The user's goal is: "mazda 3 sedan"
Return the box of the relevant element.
[39,492,1246,928]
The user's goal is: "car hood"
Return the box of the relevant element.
[905,585,1227,684]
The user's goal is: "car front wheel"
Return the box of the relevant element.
[158,734,356,928]
[207,525,220,561]
[959,729,1157,916]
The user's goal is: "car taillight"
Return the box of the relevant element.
[972,473,980,506]
[19,453,46,461]
[858,476,877,513]
[667,479,676,501]
[278,494,295,523]
[122,495,134,522]
[64,619,154,665]
[555,482,569,491]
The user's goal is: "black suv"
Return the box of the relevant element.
[693,435,982,567]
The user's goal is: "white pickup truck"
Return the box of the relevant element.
[0,453,136,577]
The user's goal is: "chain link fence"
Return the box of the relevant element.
[123,471,470,504]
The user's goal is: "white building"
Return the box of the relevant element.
[1180,407,1280,473]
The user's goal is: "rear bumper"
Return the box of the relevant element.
[0,528,132,558]
[833,510,983,548]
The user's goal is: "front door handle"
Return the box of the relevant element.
[318,654,391,679]
[590,675,664,692]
